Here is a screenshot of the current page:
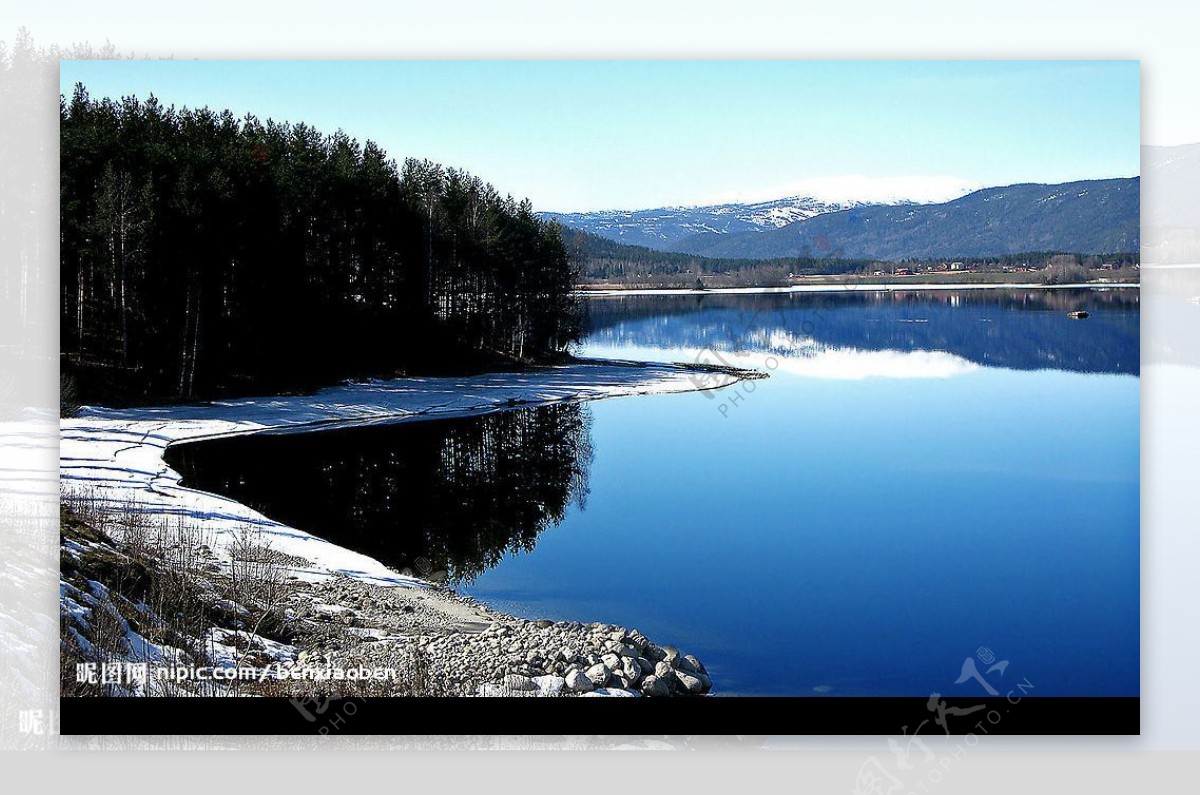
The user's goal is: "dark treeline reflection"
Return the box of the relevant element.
[165,404,593,583]
[583,289,1140,375]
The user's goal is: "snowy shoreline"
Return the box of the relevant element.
[60,359,750,697]
[60,359,753,588]
[578,281,1140,297]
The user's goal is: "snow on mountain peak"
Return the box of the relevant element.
[542,176,982,252]
[701,175,981,208]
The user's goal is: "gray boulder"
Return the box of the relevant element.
[585,663,611,688]
[674,671,705,695]
[621,657,642,684]
[610,672,633,689]
[565,669,594,693]
[641,674,670,697]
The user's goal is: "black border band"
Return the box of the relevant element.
[61,696,1139,736]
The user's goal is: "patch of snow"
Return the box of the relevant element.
[60,362,731,591]
[580,687,642,697]
[205,627,297,668]
[585,342,979,381]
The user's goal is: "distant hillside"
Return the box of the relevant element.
[543,195,861,251]
[561,226,1137,288]
[561,227,871,285]
[675,178,1140,261]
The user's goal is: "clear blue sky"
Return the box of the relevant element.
[61,60,1140,212]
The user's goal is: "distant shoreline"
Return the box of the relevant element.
[577,282,1141,297]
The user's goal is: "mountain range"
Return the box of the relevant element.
[546,177,1141,262]
[543,196,862,252]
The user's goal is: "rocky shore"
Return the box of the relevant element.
[60,506,713,698]
[295,576,712,698]
[59,363,746,699]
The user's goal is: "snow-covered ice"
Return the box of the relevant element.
[59,360,729,589]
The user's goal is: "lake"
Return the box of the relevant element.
[165,288,1140,696]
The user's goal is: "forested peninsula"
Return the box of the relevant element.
[61,86,580,407]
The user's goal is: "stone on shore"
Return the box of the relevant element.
[641,674,670,697]
[674,670,705,695]
[565,669,594,693]
[584,663,611,688]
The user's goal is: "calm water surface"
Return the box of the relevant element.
[168,289,1140,696]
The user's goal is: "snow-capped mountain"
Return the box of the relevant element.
[686,178,1140,260]
[543,177,981,252]
[542,196,864,252]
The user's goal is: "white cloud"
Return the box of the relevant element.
[714,343,980,380]
[769,347,981,380]
[583,342,981,381]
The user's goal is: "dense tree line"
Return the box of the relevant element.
[61,85,580,406]
[566,227,1139,288]
[563,227,872,283]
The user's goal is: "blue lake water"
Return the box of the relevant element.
[168,288,1140,696]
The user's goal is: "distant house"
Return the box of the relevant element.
[1100,263,1116,271]
[949,261,964,271]
[894,267,913,276]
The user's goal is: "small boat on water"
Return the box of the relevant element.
[1067,310,1090,319]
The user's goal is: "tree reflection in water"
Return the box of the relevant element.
[165,404,593,584]
[583,288,1140,375]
